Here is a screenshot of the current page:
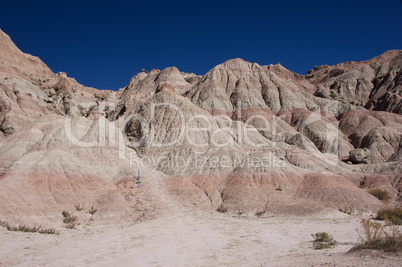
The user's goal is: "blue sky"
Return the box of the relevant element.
[1,0,401,90]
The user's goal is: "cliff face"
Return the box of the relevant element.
[0,28,401,224]
[0,30,53,79]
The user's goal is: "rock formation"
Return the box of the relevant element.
[0,28,401,225]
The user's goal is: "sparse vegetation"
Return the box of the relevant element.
[65,222,76,229]
[38,228,57,234]
[339,207,352,215]
[75,204,83,211]
[311,232,337,249]
[88,205,98,215]
[63,215,78,224]
[94,94,106,101]
[30,79,43,87]
[352,219,402,252]
[255,210,266,216]
[376,207,402,225]
[369,188,391,202]
[62,211,78,229]
[359,179,366,188]
[3,223,55,234]
[216,204,228,213]
[74,204,83,211]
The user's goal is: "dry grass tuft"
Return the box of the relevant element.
[351,219,402,253]
[88,205,98,215]
[216,204,228,213]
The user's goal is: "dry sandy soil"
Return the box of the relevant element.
[0,171,400,267]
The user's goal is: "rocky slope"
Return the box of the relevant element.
[0,28,401,226]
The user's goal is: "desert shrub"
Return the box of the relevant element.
[369,188,391,202]
[5,224,55,234]
[357,219,384,243]
[255,210,266,216]
[75,204,83,211]
[62,211,78,229]
[352,219,402,252]
[7,224,40,233]
[65,222,76,229]
[311,232,337,249]
[39,228,56,234]
[88,205,98,215]
[63,215,77,224]
[376,207,402,225]
[339,207,352,215]
[216,204,228,213]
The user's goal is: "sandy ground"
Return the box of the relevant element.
[1,172,401,266]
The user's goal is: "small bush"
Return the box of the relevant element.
[63,215,77,224]
[65,222,76,229]
[255,210,266,216]
[369,188,391,202]
[88,205,98,215]
[7,225,40,233]
[62,211,78,229]
[216,204,228,213]
[5,224,55,235]
[311,232,337,249]
[339,207,352,215]
[352,219,402,252]
[377,207,402,225]
[39,228,56,234]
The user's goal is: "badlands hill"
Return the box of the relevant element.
[0,28,401,228]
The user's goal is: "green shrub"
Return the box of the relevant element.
[311,232,337,249]
[216,204,228,213]
[377,207,402,225]
[369,188,391,202]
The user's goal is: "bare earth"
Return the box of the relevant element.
[0,172,400,266]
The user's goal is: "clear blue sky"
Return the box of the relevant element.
[1,0,401,90]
